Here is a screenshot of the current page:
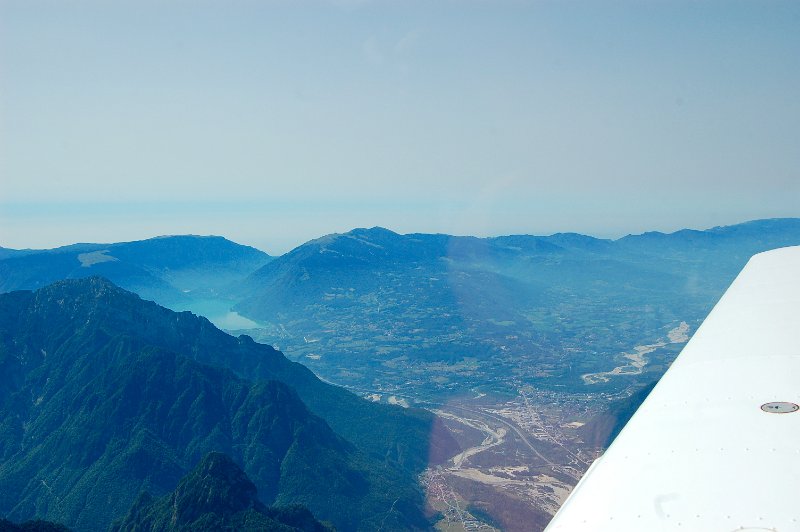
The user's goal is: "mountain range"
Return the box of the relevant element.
[3,220,799,399]
[0,278,453,530]
[4,219,800,398]
[0,235,270,308]
[3,218,800,530]
[231,218,800,395]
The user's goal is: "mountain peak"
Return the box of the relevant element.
[171,452,262,521]
[33,275,140,303]
[112,452,331,531]
[347,226,398,237]
[46,275,126,292]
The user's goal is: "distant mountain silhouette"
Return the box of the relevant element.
[235,226,549,332]
[232,218,800,392]
[0,235,270,305]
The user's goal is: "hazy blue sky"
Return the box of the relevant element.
[1,0,798,254]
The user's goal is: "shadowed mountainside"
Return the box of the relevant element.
[0,278,450,531]
[579,381,658,449]
[111,452,331,532]
[0,520,70,532]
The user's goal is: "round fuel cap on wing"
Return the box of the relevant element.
[760,402,799,414]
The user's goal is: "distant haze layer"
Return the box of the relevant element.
[1,1,798,253]
[3,209,800,257]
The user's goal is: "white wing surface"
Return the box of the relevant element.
[546,246,800,532]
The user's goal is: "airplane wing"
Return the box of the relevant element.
[545,246,800,531]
